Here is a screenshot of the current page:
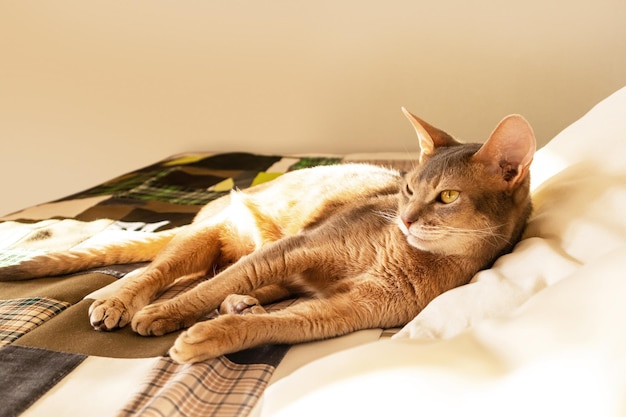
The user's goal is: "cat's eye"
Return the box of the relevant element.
[439,190,460,204]
[404,183,413,196]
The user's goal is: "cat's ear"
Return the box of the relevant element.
[472,114,536,189]
[401,107,459,161]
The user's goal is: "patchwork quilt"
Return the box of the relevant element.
[0,152,410,417]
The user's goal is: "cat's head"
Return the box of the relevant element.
[397,109,536,259]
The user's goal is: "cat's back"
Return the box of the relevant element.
[258,163,401,231]
[194,163,401,231]
[250,163,401,198]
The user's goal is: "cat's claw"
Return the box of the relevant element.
[89,298,133,331]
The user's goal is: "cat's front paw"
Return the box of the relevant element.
[219,294,267,315]
[89,298,134,331]
[131,302,197,336]
[169,317,238,363]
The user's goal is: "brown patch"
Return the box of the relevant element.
[27,229,52,241]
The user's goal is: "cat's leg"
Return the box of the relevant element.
[89,223,229,331]
[130,234,316,336]
[168,287,405,363]
[0,226,180,281]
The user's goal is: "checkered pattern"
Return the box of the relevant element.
[59,170,165,201]
[118,356,275,417]
[119,183,228,206]
[0,297,71,347]
[287,156,343,170]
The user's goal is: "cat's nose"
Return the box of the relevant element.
[401,216,413,230]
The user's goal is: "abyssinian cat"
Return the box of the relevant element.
[0,109,535,363]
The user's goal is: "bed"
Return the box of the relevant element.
[1,85,625,417]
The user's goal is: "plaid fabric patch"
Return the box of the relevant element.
[118,355,276,417]
[0,297,71,347]
[119,184,228,206]
[59,170,164,201]
[288,156,342,171]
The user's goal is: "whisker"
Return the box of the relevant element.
[421,224,511,248]
[373,210,399,224]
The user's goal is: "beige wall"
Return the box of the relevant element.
[1,1,625,216]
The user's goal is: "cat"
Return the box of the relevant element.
[0,109,535,363]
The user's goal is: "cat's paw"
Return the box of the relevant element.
[89,298,134,331]
[219,294,267,315]
[131,302,196,336]
[169,319,234,363]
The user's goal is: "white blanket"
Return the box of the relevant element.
[258,86,626,416]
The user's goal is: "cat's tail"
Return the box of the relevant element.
[0,227,181,281]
